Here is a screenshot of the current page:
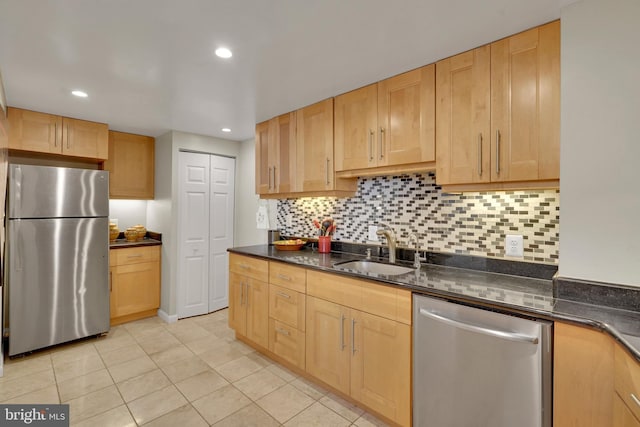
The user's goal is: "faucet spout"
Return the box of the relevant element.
[376,223,397,263]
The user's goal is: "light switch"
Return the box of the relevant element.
[368,225,378,242]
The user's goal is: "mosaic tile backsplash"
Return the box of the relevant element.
[276,173,559,264]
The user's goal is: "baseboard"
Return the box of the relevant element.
[157,309,178,324]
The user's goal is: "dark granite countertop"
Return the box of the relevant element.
[228,244,640,361]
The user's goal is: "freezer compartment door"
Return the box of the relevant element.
[8,217,110,356]
[8,164,108,219]
[413,294,552,427]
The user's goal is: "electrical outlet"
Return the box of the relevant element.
[286,214,292,228]
[505,234,524,257]
[368,225,378,241]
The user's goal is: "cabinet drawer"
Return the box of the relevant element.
[307,270,411,325]
[113,246,160,266]
[269,318,305,369]
[615,344,640,420]
[269,284,305,331]
[270,262,306,293]
[229,253,268,281]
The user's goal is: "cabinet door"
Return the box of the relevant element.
[491,20,560,182]
[305,296,350,394]
[7,107,62,154]
[272,112,296,194]
[614,393,640,427]
[111,261,160,318]
[104,131,155,199]
[436,46,491,185]
[334,84,378,171]
[350,310,411,426]
[246,278,269,349]
[255,120,271,194]
[228,271,247,334]
[296,98,334,191]
[378,65,435,166]
[554,322,614,427]
[62,117,109,159]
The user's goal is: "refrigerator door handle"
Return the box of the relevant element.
[14,165,22,218]
[418,308,539,344]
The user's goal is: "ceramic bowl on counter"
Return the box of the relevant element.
[109,223,120,242]
[124,227,139,242]
[133,224,147,241]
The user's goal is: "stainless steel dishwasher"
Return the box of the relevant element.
[413,294,552,427]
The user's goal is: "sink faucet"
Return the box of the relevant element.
[376,223,397,263]
[408,233,421,269]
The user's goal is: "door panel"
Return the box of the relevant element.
[209,155,235,312]
[305,296,350,394]
[351,310,411,426]
[178,151,210,318]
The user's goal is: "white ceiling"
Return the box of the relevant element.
[0,0,571,142]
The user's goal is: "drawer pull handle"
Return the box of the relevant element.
[340,315,346,351]
[127,254,143,258]
[632,393,640,408]
[276,327,290,336]
[277,274,291,281]
[276,291,291,299]
[238,264,249,270]
[351,318,357,355]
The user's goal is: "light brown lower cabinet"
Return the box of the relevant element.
[228,271,269,349]
[228,258,411,426]
[554,321,640,427]
[306,294,411,426]
[110,246,161,325]
[615,392,640,427]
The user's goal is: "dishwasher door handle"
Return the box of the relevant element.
[419,308,539,345]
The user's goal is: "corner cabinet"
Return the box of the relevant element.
[255,112,296,196]
[109,245,161,325]
[8,107,108,160]
[436,21,560,191]
[334,65,436,177]
[103,131,155,199]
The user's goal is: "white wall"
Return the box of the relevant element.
[235,138,275,246]
[559,0,640,286]
[109,200,147,230]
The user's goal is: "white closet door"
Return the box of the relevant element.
[209,155,235,312]
[177,151,210,318]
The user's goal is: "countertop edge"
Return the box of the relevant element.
[228,246,640,362]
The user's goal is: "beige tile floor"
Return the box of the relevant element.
[0,309,389,426]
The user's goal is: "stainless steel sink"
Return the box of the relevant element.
[334,260,414,276]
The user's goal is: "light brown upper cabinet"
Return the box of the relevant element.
[334,65,436,177]
[255,112,296,195]
[296,98,356,195]
[435,46,491,185]
[103,131,155,199]
[8,107,108,160]
[436,21,560,190]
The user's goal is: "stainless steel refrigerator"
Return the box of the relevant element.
[6,164,109,356]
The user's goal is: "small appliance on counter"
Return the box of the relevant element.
[5,164,110,356]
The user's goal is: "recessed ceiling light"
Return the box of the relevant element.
[215,47,232,59]
[221,128,231,133]
[71,90,88,98]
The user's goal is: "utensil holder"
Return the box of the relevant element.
[318,236,331,253]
